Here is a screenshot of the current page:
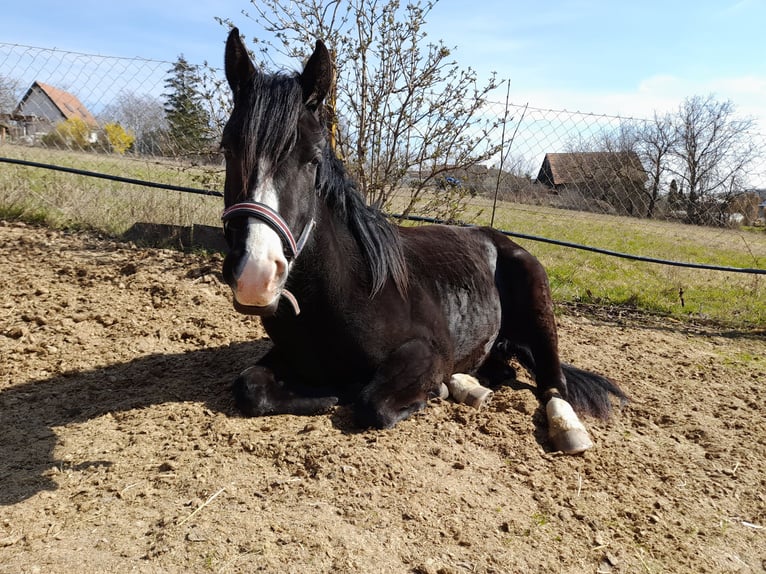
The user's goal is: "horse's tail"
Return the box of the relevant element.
[561,363,628,420]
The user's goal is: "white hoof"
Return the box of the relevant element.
[546,397,594,455]
[446,374,494,409]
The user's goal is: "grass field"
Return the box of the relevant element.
[1,143,764,328]
[0,144,224,232]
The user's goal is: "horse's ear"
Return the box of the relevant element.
[225,27,256,98]
[300,40,333,111]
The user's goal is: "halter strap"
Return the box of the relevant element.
[221,201,315,261]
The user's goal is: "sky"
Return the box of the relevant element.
[3,0,765,136]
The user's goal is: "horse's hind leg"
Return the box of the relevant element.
[354,338,447,429]
[495,242,595,454]
[232,349,338,417]
[495,244,568,400]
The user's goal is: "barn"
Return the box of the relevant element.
[536,151,648,216]
[12,81,98,141]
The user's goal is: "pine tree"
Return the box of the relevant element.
[163,55,212,155]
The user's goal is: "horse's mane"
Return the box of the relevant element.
[237,72,304,174]
[317,149,409,297]
[242,70,408,297]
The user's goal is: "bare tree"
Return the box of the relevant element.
[221,0,501,217]
[198,61,234,141]
[0,74,22,115]
[568,98,757,223]
[635,112,676,218]
[670,95,758,225]
[100,91,169,155]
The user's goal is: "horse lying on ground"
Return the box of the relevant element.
[218,28,627,453]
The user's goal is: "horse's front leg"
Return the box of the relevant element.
[232,350,338,417]
[354,338,447,429]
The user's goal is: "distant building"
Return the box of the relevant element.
[537,151,646,191]
[13,81,98,140]
[755,189,766,223]
[536,151,648,216]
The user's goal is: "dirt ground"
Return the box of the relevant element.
[1,220,764,574]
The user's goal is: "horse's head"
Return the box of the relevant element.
[220,28,332,316]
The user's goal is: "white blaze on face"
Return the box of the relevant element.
[233,160,289,308]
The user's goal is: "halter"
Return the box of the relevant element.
[221,201,315,261]
[221,201,315,315]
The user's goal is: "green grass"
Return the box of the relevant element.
[474,197,765,328]
[1,143,764,328]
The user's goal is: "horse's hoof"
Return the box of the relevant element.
[447,374,494,409]
[463,385,494,409]
[546,397,594,455]
[549,427,594,455]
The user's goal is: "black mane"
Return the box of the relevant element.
[317,150,408,296]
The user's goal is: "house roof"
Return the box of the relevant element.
[538,151,646,187]
[18,81,98,127]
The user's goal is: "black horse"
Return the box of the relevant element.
[219,28,626,452]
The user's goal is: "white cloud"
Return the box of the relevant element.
[506,73,766,131]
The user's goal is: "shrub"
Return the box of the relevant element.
[103,122,135,154]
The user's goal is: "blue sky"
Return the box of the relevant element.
[3,0,765,127]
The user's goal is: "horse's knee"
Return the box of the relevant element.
[232,366,279,417]
[354,338,445,429]
[354,397,427,429]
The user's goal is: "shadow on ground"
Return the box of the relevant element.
[0,340,269,505]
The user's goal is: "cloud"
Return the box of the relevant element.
[505,73,766,131]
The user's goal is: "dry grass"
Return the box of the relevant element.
[0,144,223,234]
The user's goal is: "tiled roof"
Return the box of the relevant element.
[33,82,98,127]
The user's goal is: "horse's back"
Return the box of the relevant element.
[397,223,538,282]
[398,224,499,275]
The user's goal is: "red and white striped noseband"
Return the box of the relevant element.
[221,201,315,261]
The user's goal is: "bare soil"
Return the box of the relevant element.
[1,221,764,574]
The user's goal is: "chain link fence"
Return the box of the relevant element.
[1,42,765,325]
[474,100,766,226]
[2,42,766,225]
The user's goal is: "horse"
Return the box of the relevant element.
[218,28,627,454]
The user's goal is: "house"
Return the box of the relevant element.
[536,151,648,216]
[755,189,766,224]
[13,81,98,140]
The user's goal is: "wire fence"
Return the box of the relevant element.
[2,42,766,223]
[1,42,765,325]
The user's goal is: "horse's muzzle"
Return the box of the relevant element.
[223,246,287,313]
